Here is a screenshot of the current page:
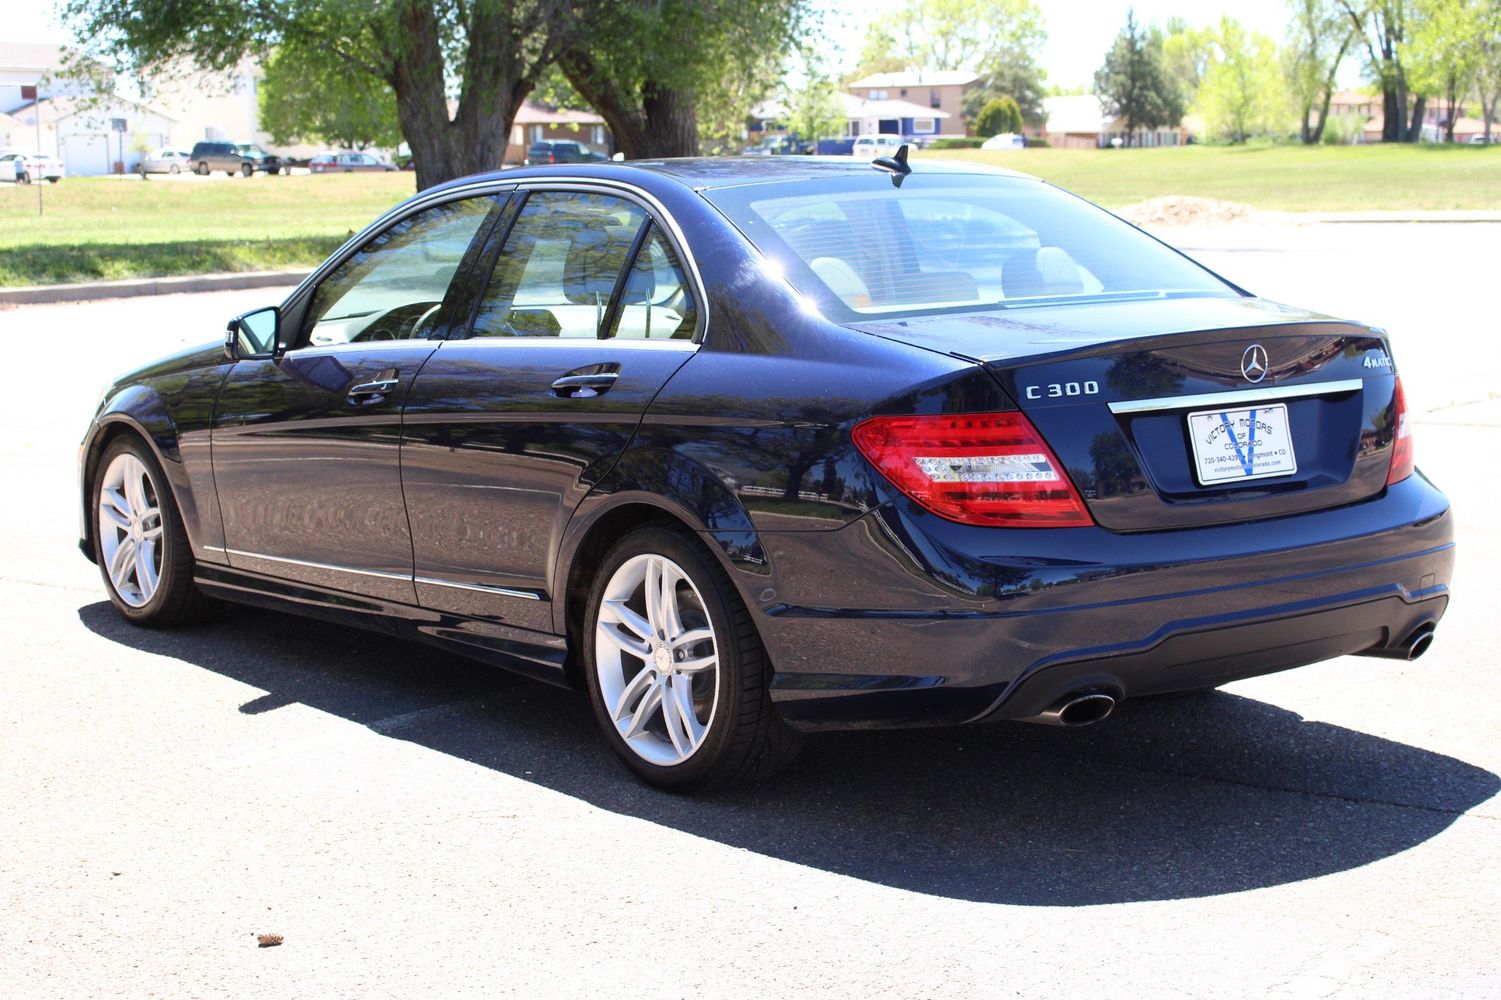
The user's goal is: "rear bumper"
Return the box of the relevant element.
[755,472,1454,731]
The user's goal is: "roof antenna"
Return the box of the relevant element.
[870,143,911,187]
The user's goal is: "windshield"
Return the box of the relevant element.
[702,172,1236,320]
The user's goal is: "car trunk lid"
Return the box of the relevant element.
[849,296,1403,531]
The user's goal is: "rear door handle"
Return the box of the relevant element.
[550,371,619,398]
[348,367,400,399]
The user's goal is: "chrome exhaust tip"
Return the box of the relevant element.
[1358,622,1437,661]
[1024,691,1118,727]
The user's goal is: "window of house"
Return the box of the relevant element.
[870,89,888,100]
[912,118,936,133]
[930,89,942,109]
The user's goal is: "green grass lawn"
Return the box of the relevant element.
[0,172,416,287]
[2,145,1498,287]
[915,143,1501,212]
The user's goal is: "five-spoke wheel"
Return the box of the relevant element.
[92,437,210,626]
[584,526,802,791]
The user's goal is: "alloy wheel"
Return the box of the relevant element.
[593,553,720,766]
[96,453,165,607]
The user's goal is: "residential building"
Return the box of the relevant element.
[747,93,951,150]
[846,70,979,136]
[4,95,175,174]
[1042,94,1186,149]
[144,58,322,160]
[506,102,611,163]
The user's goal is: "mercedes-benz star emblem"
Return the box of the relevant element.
[1241,344,1269,383]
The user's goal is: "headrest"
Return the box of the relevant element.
[561,217,632,304]
[1002,247,1084,299]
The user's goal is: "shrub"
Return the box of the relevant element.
[928,137,986,149]
[975,96,1023,137]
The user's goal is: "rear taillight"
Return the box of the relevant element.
[1386,376,1414,486]
[851,412,1093,527]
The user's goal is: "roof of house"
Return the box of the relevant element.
[848,70,981,89]
[750,94,950,123]
[8,95,176,125]
[1042,95,1112,134]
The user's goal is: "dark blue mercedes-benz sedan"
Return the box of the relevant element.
[78,154,1453,790]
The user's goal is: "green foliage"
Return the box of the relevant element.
[927,136,986,148]
[1285,0,1356,144]
[259,40,401,150]
[1161,17,1216,108]
[785,76,845,142]
[1094,10,1185,141]
[975,96,1023,135]
[1196,18,1293,142]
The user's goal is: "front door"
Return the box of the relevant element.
[212,193,501,601]
[401,188,702,631]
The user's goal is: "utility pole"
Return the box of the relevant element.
[32,85,43,218]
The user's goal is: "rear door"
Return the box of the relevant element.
[211,192,503,600]
[400,185,701,632]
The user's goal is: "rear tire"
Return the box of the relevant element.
[582,525,803,792]
[240,163,252,177]
[195,162,208,176]
[92,437,213,627]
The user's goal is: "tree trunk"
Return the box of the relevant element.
[1407,94,1426,142]
[558,48,700,159]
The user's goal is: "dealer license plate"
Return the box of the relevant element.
[1187,404,1298,485]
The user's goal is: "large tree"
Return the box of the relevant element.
[557,0,806,160]
[1094,10,1185,145]
[1286,0,1356,143]
[1197,18,1291,142]
[258,39,402,151]
[61,0,577,189]
[1478,1,1501,143]
[1338,0,1426,141]
[1408,0,1480,142]
[1161,17,1217,110]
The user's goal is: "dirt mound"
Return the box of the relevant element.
[1120,196,1255,227]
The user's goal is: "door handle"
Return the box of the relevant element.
[550,371,619,398]
[348,368,400,399]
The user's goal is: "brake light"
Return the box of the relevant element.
[1386,376,1414,486]
[851,412,1093,527]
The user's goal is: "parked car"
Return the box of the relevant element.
[741,136,814,156]
[188,141,279,177]
[981,132,1026,150]
[138,148,192,175]
[525,139,609,165]
[236,144,288,175]
[77,157,1452,792]
[850,134,905,159]
[310,152,398,173]
[0,150,64,184]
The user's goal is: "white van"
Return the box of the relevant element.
[851,135,905,159]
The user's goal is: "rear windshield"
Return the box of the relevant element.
[702,172,1235,320]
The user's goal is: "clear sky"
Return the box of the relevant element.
[10,0,1347,92]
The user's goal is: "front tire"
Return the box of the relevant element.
[583,526,802,792]
[195,162,208,176]
[240,163,252,177]
[92,437,211,627]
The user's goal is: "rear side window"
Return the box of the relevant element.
[703,173,1233,320]
[607,224,697,340]
[470,191,647,338]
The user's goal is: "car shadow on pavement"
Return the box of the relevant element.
[79,600,1499,906]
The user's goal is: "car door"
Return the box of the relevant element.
[211,191,504,602]
[400,186,702,632]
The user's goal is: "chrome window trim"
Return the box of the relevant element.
[1107,379,1364,415]
[415,576,543,601]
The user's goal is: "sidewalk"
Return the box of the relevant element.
[0,269,306,308]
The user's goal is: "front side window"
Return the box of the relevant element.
[470,191,647,339]
[300,196,495,347]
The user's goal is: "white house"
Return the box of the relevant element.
[143,58,320,159]
[1042,94,1186,149]
[5,95,176,174]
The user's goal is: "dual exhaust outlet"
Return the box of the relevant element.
[1024,622,1438,728]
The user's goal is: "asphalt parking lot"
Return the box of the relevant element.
[1,221,1497,999]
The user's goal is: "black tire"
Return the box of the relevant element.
[169,164,180,175]
[46,176,58,184]
[582,525,803,792]
[240,163,252,177]
[91,436,213,627]
[195,162,208,176]
[16,171,29,186]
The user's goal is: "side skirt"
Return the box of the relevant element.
[194,563,573,689]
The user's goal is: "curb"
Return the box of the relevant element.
[0,269,307,307]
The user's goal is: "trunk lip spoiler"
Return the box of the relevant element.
[1106,378,1365,415]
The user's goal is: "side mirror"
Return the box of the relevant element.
[226,306,280,360]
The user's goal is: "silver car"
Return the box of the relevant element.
[138,148,192,175]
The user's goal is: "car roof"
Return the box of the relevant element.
[424,156,1035,198]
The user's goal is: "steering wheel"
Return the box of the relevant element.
[408,302,444,339]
